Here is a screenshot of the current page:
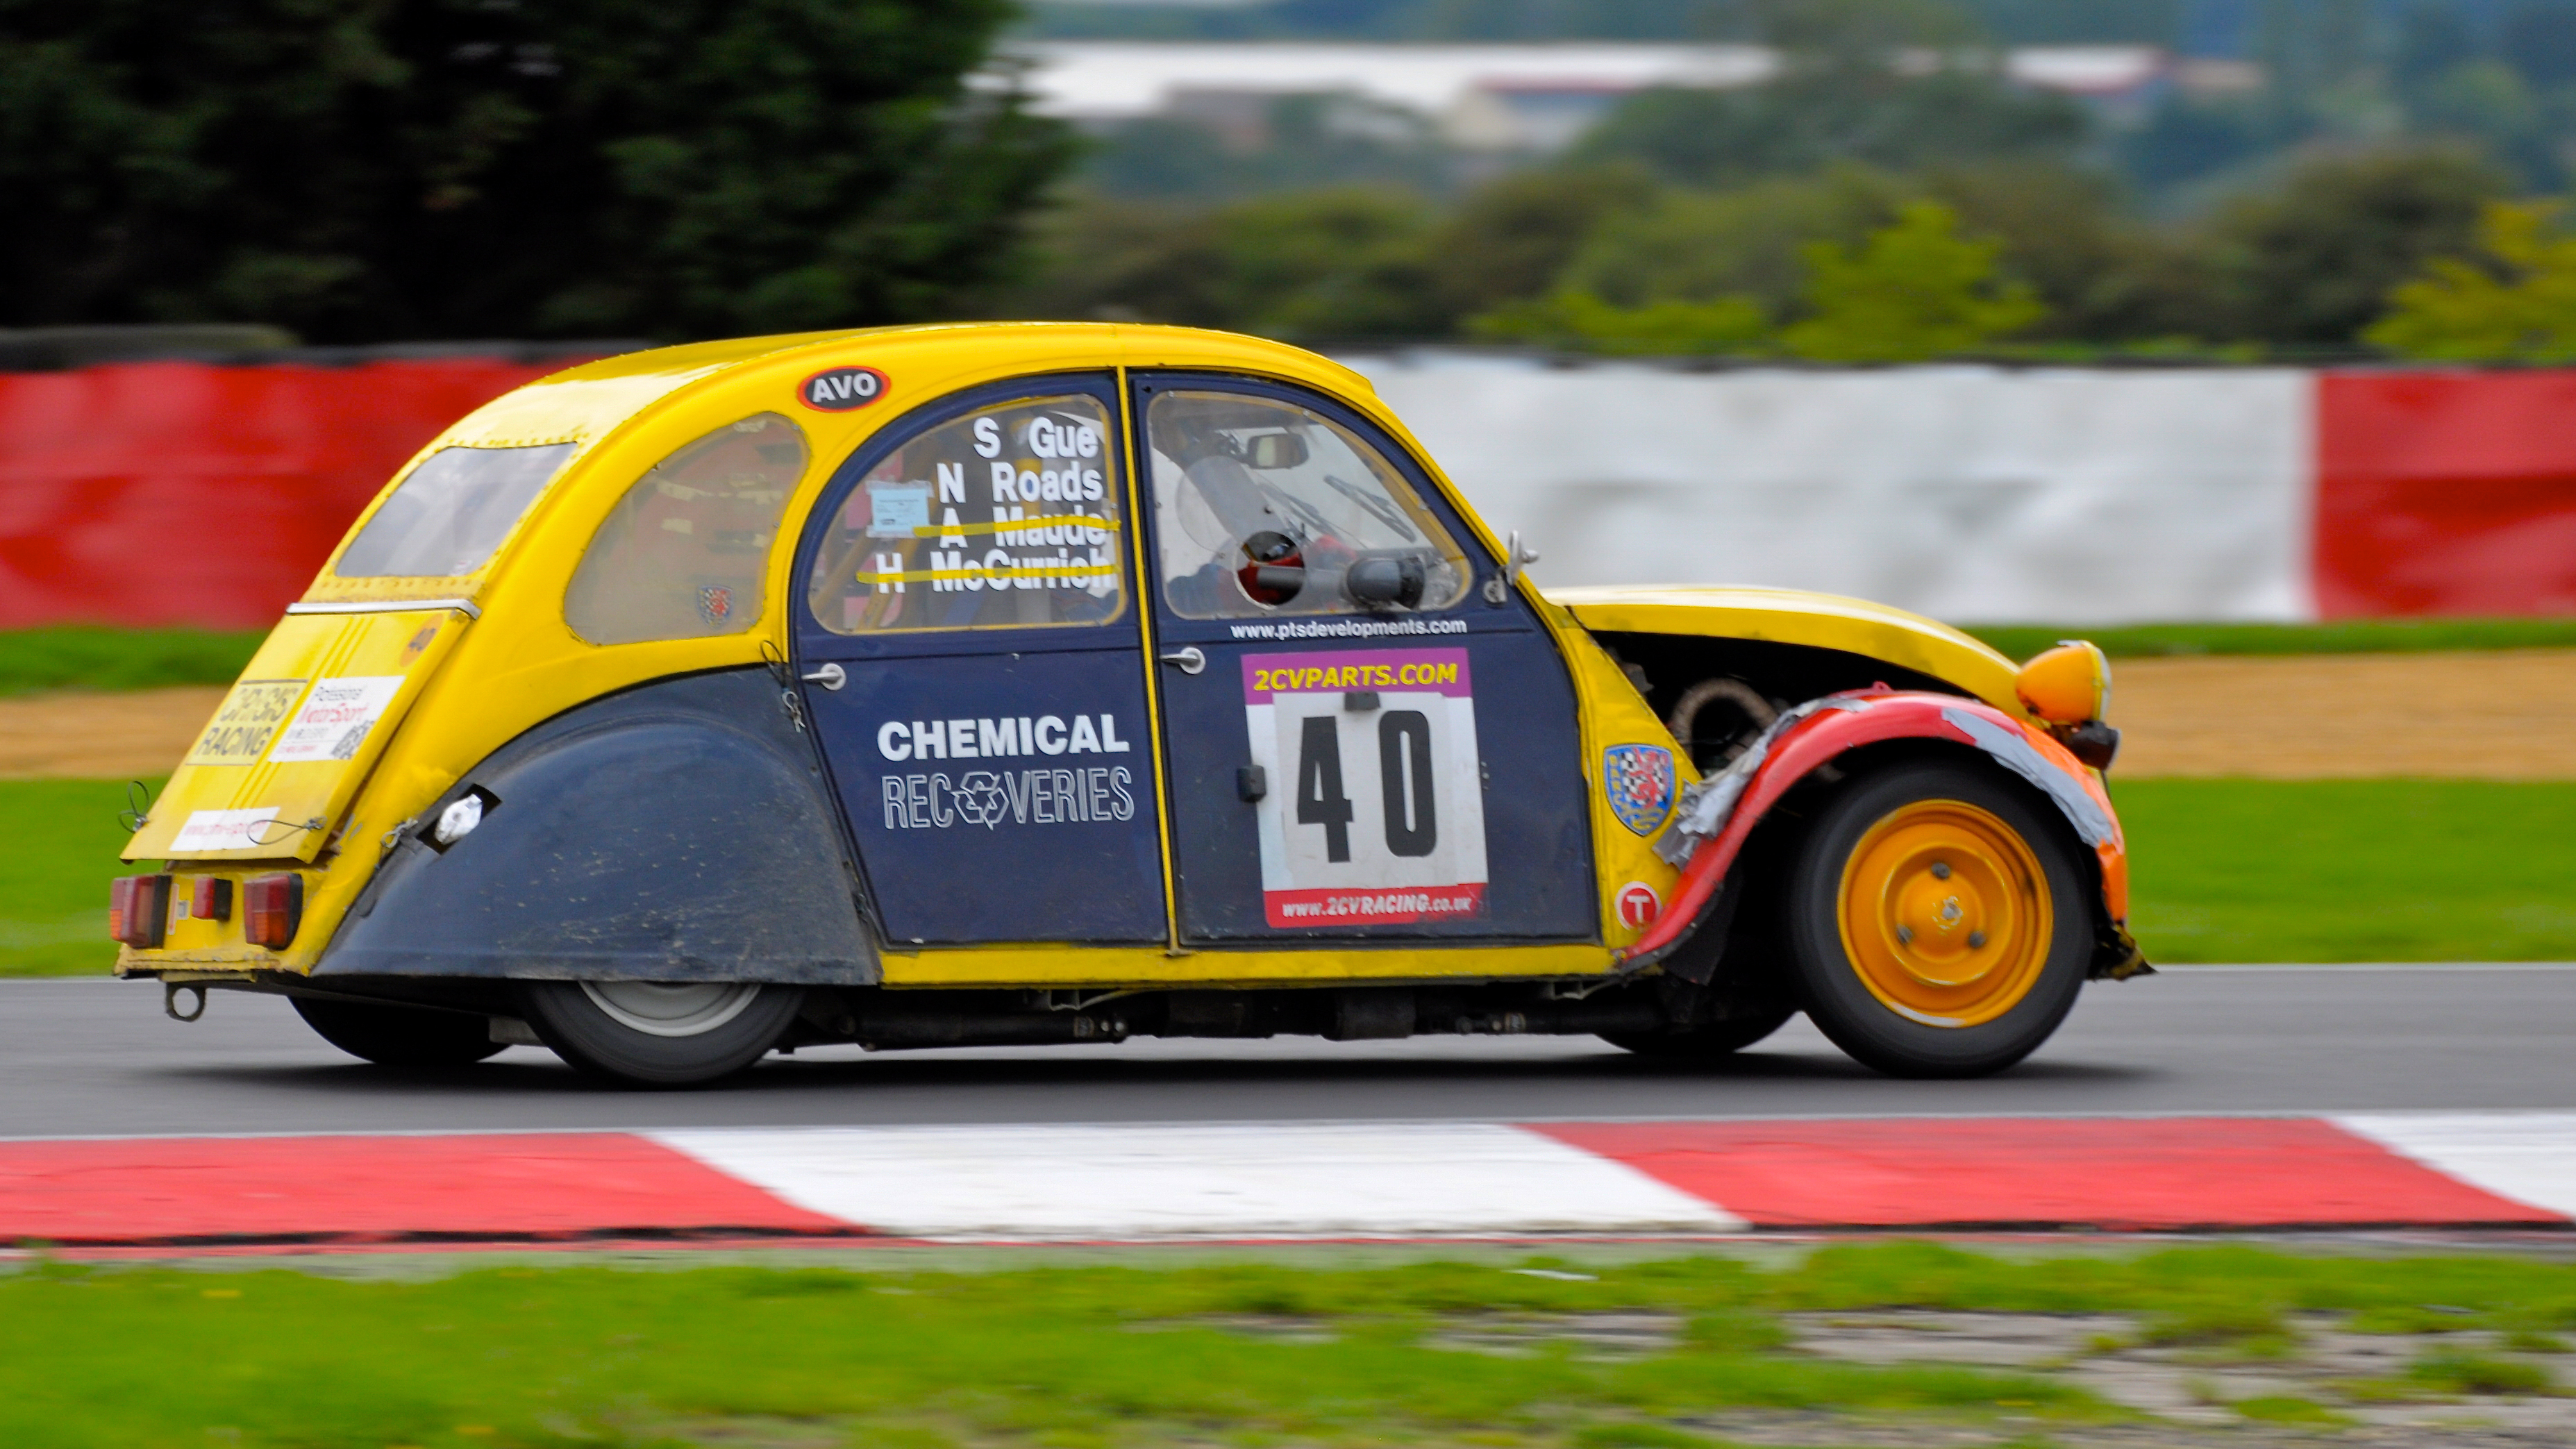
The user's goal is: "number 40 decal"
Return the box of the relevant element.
[1295,712,1437,862]
[1242,646,1487,926]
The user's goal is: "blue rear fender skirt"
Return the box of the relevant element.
[317,669,880,984]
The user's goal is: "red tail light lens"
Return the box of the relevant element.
[109,875,172,948]
[191,876,233,923]
[242,873,304,950]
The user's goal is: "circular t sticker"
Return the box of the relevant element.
[1615,880,1662,930]
[799,367,888,412]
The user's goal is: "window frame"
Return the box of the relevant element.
[1130,371,1509,642]
[790,371,1143,661]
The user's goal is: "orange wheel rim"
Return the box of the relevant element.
[1835,798,2051,1028]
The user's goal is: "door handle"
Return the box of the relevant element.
[801,662,846,691]
[1158,646,1207,676]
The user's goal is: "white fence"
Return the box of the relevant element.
[1344,353,2314,624]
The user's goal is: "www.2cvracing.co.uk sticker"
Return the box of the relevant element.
[1241,648,1488,928]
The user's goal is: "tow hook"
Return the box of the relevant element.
[164,982,208,1022]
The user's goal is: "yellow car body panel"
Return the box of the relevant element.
[117,323,2107,992]
[1544,585,2027,719]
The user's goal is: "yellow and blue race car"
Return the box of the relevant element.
[110,325,2146,1087]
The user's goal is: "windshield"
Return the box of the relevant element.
[335,442,577,578]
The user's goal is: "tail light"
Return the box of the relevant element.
[242,873,305,950]
[110,875,173,948]
[192,876,233,923]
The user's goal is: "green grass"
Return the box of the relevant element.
[3,777,2569,974]
[6,1242,2576,1449]
[2114,779,2576,962]
[0,626,262,698]
[0,778,154,976]
[1963,617,2576,662]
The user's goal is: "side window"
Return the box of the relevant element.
[562,413,807,646]
[337,442,576,578]
[806,394,1123,634]
[1148,390,1470,620]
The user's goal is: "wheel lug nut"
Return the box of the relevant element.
[1968,930,1987,948]
[1930,862,1952,879]
[1896,925,1914,944]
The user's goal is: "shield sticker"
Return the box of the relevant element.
[1603,743,1676,836]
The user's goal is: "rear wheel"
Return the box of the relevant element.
[1600,1007,1796,1061]
[292,996,506,1067]
[518,980,803,1088]
[1786,760,2088,1078]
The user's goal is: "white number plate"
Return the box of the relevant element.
[1241,648,1488,928]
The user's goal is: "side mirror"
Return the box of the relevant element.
[1345,553,1427,610]
[1243,432,1309,470]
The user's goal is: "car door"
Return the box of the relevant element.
[1132,371,1594,944]
[792,374,1165,946]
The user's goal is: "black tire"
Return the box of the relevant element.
[1785,760,2089,1078]
[1600,1008,1796,1060]
[292,996,507,1067]
[517,980,803,1088]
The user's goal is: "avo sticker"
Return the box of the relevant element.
[799,366,888,412]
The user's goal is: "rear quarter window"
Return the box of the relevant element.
[562,413,808,646]
[336,443,576,578]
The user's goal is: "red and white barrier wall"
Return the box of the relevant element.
[1,353,2571,628]
[1364,356,2576,623]
[0,357,587,629]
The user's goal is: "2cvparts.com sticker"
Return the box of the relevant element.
[1240,648,1489,929]
[799,366,889,412]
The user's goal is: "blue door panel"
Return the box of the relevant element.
[1128,370,1596,945]
[1155,625,1593,941]
[802,649,1164,944]
[791,371,1167,946]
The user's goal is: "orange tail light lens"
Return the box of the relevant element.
[109,874,172,948]
[242,873,304,950]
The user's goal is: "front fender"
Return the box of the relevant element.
[318,669,879,984]
[1625,689,2145,980]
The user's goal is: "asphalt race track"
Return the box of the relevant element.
[1,966,2569,1141]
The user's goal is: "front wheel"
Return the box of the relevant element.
[1786,760,2089,1078]
[292,996,507,1067]
[519,980,804,1088]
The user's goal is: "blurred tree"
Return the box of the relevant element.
[1579,70,2088,186]
[1951,0,2178,44]
[2119,99,2275,189]
[2200,146,2506,344]
[1578,0,2086,185]
[1925,161,2214,341]
[1419,165,1661,320]
[1553,167,1907,316]
[1780,199,2043,359]
[1075,92,1453,200]
[1216,187,1448,336]
[1468,290,1772,352]
[2367,199,2576,359]
[1000,186,1445,339]
[2501,0,2576,87]
[0,0,1072,341]
[2393,0,2481,88]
